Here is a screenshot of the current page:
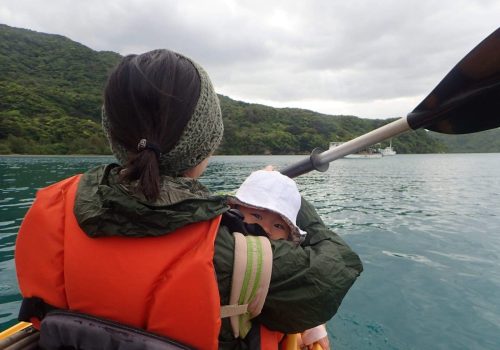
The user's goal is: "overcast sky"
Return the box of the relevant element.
[1,0,499,119]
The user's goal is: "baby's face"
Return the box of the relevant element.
[238,206,291,241]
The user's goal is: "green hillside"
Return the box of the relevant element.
[429,128,500,153]
[0,24,121,154]
[1,24,497,155]
[217,97,444,154]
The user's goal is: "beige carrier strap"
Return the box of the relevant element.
[220,232,273,339]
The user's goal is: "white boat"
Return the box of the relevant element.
[345,149,383,159]
[329,142,382,159]
[379,140,396,156]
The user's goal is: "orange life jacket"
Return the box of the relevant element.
[15,175,222,350]
[261,325,286,350]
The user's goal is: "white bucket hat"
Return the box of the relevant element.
[230,170,305,244]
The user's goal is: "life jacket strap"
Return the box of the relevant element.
[220,232,273,339]
[18,297,57,322]
[220,304,249,318]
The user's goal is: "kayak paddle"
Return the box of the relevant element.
[281,27,500,178]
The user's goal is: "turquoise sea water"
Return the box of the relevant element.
[1,154,499,349]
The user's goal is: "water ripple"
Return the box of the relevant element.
[382,250,446,268]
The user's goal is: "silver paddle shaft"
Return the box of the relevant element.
[317,117,411,164]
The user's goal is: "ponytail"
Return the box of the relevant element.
[121,139,162,201]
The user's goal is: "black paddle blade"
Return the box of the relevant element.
[407,28,500,134]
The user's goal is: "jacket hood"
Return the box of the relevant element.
[74,164,229,238]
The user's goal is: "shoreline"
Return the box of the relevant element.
[1,152,500,157]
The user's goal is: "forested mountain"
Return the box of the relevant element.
[1,24,498,155]
[0,24,121,154]
[216,97,445,154]
[429,129,500,153]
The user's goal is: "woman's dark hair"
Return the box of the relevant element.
[103,50,201,201]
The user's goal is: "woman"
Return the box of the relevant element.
[15,49,362,350]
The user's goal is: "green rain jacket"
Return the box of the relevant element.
[74,164,363,349]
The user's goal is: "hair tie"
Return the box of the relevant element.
[137,139,161,159]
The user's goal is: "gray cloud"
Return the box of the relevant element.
[1,0,498,118]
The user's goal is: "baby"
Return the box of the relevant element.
[229,169,329,350]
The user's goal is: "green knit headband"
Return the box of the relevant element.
[102,53,223,175]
